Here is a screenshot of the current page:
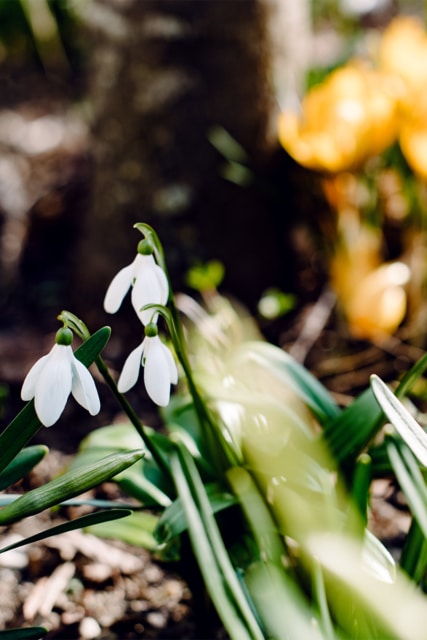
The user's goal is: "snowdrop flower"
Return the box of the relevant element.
[21,327,100,427]
[104,239,168,325]
[118,323,178,406]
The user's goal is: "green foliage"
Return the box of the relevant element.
[185,260,225,293]
[68,298,427,638]
[0,0,86,72]
[8,222,427,638]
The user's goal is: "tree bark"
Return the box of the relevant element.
[72,0,313,331]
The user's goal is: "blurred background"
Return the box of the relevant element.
[0,0,426,425]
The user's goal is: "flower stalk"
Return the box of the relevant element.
[58,311,173,487]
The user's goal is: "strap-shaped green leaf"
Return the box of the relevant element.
[171,447,263,640]
[0,628,47,639]
[155,482,236,543]
[0,445,48,491]
[234,342,340,423]
[0,326,111,475]
[371,374,427,467]
[0,508,131,553]
[322,387,384,466]
[386,437,427,537]
[85,510,159,550]
[0,449,143,525]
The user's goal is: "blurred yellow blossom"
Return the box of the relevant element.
[399,90,427,179]
[378,16,427,109]
[378,16,427,178]
[278,64,399,173]
[345,261,409,339]
[330,224,410,339]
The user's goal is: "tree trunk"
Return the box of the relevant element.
[72,0,312,331]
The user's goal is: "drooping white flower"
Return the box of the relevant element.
[104,244,168,325]
[118,331,178,406]
[21,328,100,427]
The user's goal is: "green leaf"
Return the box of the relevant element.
[244,562,326,640]
[322,388,384,466]
[234,342,340,423]
[386,438,427,538]
[0,509,132,553]
[400,520,427,584]
[171,446,263,640]
[0,326,111,475]
[371,374,427,467]
[394,352,427,400]
[257,288,297,320]
[362,529,396,585]
[0,449,144,525]
[85,510,159,550]
[226,467,286,567]
[0,628,47,639]
[185,260,225,292]
[155,482,237,543]
[0,445,48,491]
[207,125,250,164]
[73,423,173,507]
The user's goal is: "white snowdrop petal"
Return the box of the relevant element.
[131,256,169,325]
[161,342,178,384]
[71,357,101,415]
[144,338,172,406]
[103,262,135,313]
[34,345,73,427]
[21,351,51,401]
[153,262,169,304]
[117,342,144,393]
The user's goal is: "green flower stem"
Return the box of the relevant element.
[94,354,174,489]
[145,302,239,473]
[135,226,239,472]
[58,311,173,488]
[171,322,238,471]
[345,452,372,536]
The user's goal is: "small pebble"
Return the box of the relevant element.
[79,616,102,639]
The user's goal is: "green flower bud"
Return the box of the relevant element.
[138,238,154,256]
[55,327,73,346]
[145,322,158,338]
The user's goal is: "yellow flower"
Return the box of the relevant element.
[330,225,409,339]
[399,101,427,179]
[278,64,399,173]
[344,262,410,340]
[378,16,427,110]
[378,17,427,178]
